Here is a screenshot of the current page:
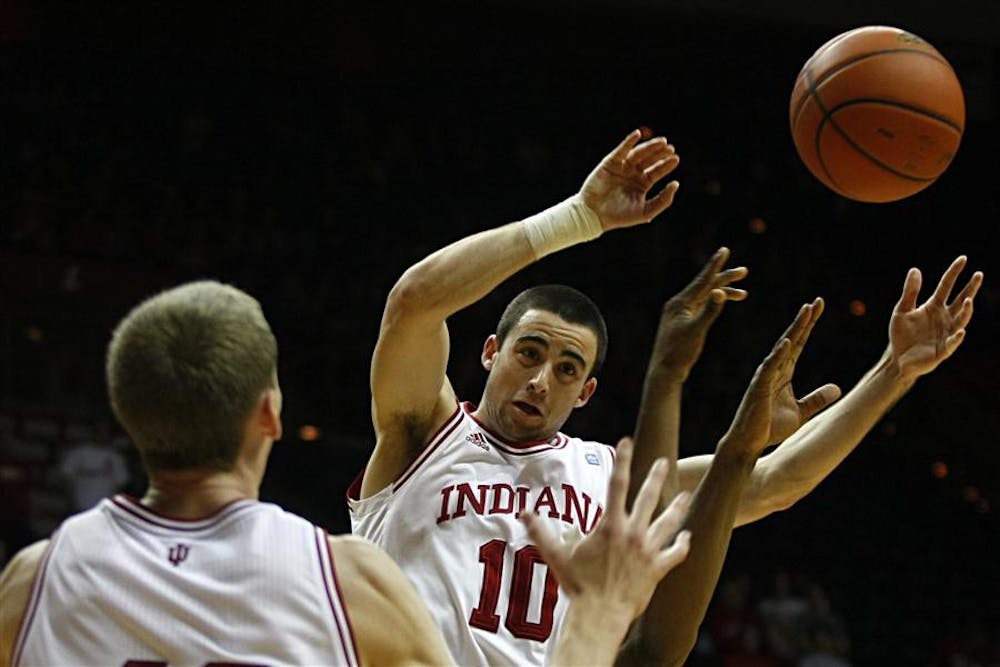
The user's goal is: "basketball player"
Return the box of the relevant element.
[0,281,696,666]
[348,129,816,665]
[351,126,983,665]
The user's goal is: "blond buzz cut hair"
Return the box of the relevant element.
[106,281,278,472]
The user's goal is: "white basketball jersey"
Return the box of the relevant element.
[14,496,360,667]
[349,402,615,666]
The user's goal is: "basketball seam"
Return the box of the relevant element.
[815,48,949,86]
[791,48,952,130]
[804,68,845,194]
[827,98,964,133]
[818,112,937,185]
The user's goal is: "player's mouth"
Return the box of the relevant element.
[512,400,542,418]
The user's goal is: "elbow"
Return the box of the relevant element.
[766,488,805,514]
[745,462,815,522]
[761,475,808,515]
[384,265,436,322]
[384,278,416,321]
[766,464,820,515]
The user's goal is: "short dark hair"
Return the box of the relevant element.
[106,281,278,472]
[496,284,608,376]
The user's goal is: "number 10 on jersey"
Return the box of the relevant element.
[468,539,559,641]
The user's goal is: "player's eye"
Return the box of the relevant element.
[518,347,540,360]
[559,363,578,377]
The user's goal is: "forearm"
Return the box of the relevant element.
[624,445,756,667]
[631,375,683,505]
[747,348,913,523]
[391,195,601,319]
[629,309,694,504]
[551,598,633,667]
[392,222,537,320]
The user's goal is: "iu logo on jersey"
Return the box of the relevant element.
[168,543,190,567]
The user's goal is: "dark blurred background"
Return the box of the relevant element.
[1,1,997,664]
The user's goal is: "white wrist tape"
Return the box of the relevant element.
[521,195,604,259]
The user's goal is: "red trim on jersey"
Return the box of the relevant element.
[315,529,360,666]
[346,402,465,501]
[109,495,256,532]
[491,433,570,457]
[392,403,464,492]
[345,469,365,503]
[12,532,60,666]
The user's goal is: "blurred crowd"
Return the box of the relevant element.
[696,570,998,667]
[694,571,853,667]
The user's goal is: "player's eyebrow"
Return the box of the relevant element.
[515,335,588,368]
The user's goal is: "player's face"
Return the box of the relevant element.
[478,309,598,443]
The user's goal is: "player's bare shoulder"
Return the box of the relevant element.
[327,535,452,665]
[0,540,49,664]
[326,535,392,584]
[328,534,428,606]
[325,535,398,647]
[0,539,49,607]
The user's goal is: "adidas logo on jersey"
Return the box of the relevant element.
[465,432,490,451]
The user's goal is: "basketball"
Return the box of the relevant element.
[789,26,965,203]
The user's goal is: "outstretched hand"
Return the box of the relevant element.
[766,298,842,445]
[723,300,840,456]
[889,255,982,381]
[651,247,749,382]
[520,438,692,625]
[579,130,681,230]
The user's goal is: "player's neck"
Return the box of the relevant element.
[469,401,559,445]
[141,469,258,519]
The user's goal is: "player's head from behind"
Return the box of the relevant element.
[478,284,607,443]
[106,281,281,473]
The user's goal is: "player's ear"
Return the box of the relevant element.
[259,387,283,441]
[574,377,598,408]
[482,334,500,371]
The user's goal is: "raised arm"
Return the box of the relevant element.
[363,130,683,496]
[622,300,828,667]
[732,255,982,525]
[364,221,536,497]
[629,247,747,505]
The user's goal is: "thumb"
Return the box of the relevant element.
[642,181,680,221]
[695,289,727,328]
[797,383,842,422]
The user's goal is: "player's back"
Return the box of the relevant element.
[13,495,359,666]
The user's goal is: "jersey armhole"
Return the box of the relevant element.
[316,529,361,666]
[11,535,60,666]
[347,401,465,511]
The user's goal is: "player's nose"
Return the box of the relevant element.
[527,366,551,395]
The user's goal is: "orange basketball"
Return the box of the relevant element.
[789,26,965,203]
